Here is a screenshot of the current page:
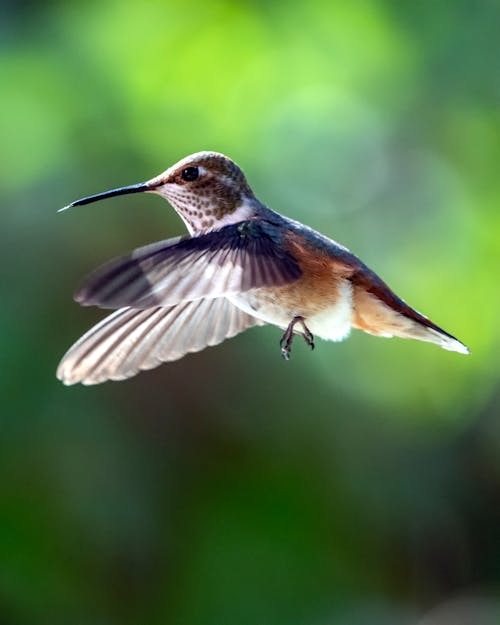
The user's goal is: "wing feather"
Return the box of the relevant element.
[75,221,301,309]
[57,298,266,385]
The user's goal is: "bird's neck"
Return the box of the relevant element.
[178,196,264,235]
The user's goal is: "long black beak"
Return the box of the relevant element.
[59,181,154,212]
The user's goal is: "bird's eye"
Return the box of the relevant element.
[181,166,199,182]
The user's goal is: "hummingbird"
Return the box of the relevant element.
[57,151,469,385]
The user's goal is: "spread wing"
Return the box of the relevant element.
[57,297,266,385]
[75,220,301,309]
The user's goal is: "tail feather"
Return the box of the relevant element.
[411,325,469,354]
[351,283,469,354]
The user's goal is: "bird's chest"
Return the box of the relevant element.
[228,274,353,342]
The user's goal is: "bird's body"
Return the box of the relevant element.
[226,221,354,342]
[57,151,468,385]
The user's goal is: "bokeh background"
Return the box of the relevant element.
[2,1,500,623]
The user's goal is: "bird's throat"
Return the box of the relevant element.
[168,194,258,234]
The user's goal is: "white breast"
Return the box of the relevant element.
[305,280,353,342]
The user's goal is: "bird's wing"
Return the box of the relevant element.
[57,297,266,385]
[75,220,301,309]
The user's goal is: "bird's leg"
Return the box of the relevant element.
[280,316,315,360]
[297,317,315,351]
[279,321,295,360]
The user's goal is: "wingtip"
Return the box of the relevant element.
[73,290,84,304]
[56,369,72,385]
[73,285,94,306]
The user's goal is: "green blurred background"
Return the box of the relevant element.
[1,1,499,623]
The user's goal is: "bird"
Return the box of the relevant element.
[57,151,469,385]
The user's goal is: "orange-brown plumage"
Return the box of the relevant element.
[277,231,352,315]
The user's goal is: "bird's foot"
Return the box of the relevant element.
[300,321,315,351]
[280,316,315,360]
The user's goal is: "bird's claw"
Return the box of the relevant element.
[279,316,314,360]
[281,347,291,360]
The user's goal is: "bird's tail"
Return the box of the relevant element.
[351,284,470,354]
[403,322,470,354]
